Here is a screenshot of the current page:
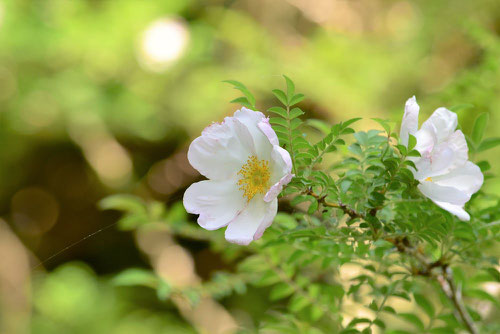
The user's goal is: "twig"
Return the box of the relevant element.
[303,189,479,333]
[438,267,479,334]
[388,236,478,334]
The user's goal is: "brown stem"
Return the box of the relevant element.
[388,236,478,334]
[439,268,479,334]
[306,189,361,219]
[303,190,479,333]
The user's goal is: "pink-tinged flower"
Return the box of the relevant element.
[400,96,483,221]
[183,108,293,245]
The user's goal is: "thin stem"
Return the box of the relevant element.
[302,189,478,333]
[438,268,479,334]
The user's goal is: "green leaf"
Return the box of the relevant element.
[290,118,302,130]
[341,128,355,135]
[99,194,145,213]
[477,137,500,152]
[408,134,417,151]
[283,75,295,100]
[255,270,281,286]
[477,160,490,172]
[289,93,305,106]
[414,293,435,317]
[307,119,331,134]
[371,118,391,134]
[466,288,500,306]
[398,313,424,330]
[272,89,288,106]
[291,195,312,206]
[230,96,252,108]
[289,107,304,119]
[342,118,362,128]
[269,117,288,128]
[465,135,477,153]
[223,80,256,108]
[308,199,319,214]
[270,282,295,301]
[373,319,385,329]
[471,112,489,144]
[309,305,324,321]
[407,149,421,157]
[222,79,247,90]
[486,267,500,282]
[347,318,372,327]
[112,268,158,288]
[288,294,310,312]
[382,306,396,314]
[268,107,288,119]
[156,279,172,301]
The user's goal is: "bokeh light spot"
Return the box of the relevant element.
[11,187,59,236]
[138,17,190,72]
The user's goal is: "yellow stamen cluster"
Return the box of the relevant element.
[237,156,270,201]
[425,176,433,182]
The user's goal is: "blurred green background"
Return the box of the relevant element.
[0,0,499,333]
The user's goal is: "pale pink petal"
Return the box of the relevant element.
[422,143,454,178]
[183,179,246,230]
[418,181,469,205]
[234,107,273,160]
[414,145,457,180]
[225,196,277,245]
[400,96,420,146]
[258,117,279,146]
[188,117,255,180]
[432,201,470,221]
[432,161,483,197]
[253,198,278,240]
[264,174,294,202]
[414,127,437,156]
[421,107,458,143]
[445,130,468,169]
[264,146,293,202]
[420,131,468,178]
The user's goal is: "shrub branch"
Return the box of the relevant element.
[305,189,479,334]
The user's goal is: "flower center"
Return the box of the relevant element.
[237,156,270,201]
[425,176,433,182]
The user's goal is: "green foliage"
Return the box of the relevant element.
[100,77,500,334]
[223,80,257,110]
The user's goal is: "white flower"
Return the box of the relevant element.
[400,96,483,221]
[183,108,293,245]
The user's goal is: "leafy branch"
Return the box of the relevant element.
[305,187,479,334]
[268,75,306,175]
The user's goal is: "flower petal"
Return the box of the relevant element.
[432,161,483,196]
[400,96,419,146]
[264,146,293,202]
[234,108,273,160]
[413,143,454,179]
[258,117,279,146]
[183,179,246,230]
[188,117,255,180]
[253,199,278,240]
[445,130,468,169]
[224,196,277,245]
[421,107,458,143]
[431,201,470,221]
[418,181,470,205]
[414,127,437,156]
